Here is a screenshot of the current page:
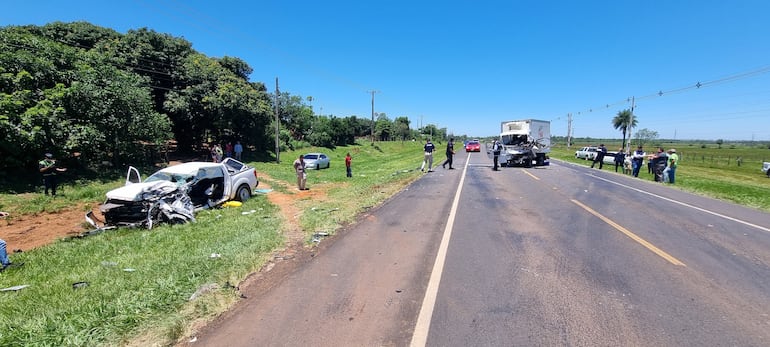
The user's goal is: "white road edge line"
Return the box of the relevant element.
[589,173,770,233]
[410,152,470,347]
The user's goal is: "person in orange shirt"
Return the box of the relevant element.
[345,153,352,178]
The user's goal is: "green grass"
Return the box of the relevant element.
[257,141,424,239]
[0,197,283,346]
[3,139,767,346]
[551,143,770,212]
[0,139,425,346]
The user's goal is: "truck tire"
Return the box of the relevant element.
[235,185,251,202]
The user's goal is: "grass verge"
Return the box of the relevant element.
[0,140,425,346]
[550,145,770,212]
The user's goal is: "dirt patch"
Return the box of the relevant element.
[0,206,93,252]
[0,173,318,257]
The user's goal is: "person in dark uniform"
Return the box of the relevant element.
[38,153,66,196]
[613,147,626,173]
[421,139,435,172]
[492,140,501,171]
[650,147,668,182]
[442,138,455,169]
[591,144,607,169]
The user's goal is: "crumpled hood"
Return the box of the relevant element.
[106,181,177,201]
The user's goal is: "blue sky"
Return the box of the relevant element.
[5,0,770,141]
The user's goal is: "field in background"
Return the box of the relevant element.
[551,141,770,212]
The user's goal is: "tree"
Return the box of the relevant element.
[218,56,252,81]
[612,109,637,150]
[716,139,724,149]
[633,128,658,148]
[374,113,392,141]
[66,60,173,166]
[393,116,411,141]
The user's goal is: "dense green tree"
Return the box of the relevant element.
[0,21,394,188]
[66,61,172,166]
[374,113,392,141]
[307,116,334,148]
[218,56,253,81]
[394,116,411,141]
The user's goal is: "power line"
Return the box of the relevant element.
[558,64,770,122]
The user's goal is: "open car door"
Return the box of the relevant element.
[125,166,141,186]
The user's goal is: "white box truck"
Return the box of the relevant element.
[497,119,551,167]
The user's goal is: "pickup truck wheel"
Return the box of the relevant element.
[235,185,251,202]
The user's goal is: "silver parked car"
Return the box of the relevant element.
[303,153,330,170]
[575,146,598,160]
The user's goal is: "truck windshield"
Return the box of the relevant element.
[501,134,527,146]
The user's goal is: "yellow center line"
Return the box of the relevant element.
[522,169,540,180]
[571,199,686,267]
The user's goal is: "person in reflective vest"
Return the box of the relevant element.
[39,153,66,196]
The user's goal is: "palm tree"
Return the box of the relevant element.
[612,109,637,150]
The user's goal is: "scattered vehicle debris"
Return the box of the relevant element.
[312,232,330,243]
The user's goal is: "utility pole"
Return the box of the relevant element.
[369,90,379,144]
[274,77,280,163]
[566,113,572,148]
[626,96,635,154]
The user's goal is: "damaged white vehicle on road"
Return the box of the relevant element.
[87,158,258,229]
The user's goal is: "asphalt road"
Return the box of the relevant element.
[187,150,770,347]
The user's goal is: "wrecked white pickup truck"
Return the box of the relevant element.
[87,158,258,229]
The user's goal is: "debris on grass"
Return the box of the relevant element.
[311,232,330,243]
[189,283,220,301]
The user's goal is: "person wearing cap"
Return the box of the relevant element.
[39,152,66,196]
[663,148,679,184]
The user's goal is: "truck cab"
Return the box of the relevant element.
[498,119,551,167]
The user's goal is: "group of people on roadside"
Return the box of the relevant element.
[589,144,679,184]
[210,141,244,163]
[628,145,679,183]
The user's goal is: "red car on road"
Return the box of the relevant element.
[465,140,481,152]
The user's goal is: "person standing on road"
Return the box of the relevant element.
[293,154,307,190]
[442,138,455,169]
[345,153,352,178]
[613,147,626,173]
[631,145,645,177]
[650,147,668,182]
[492,140,501,171]
[663,148,678,184]
[39,152,66,196]
[420,139,435,172]
[591,144,607,169]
